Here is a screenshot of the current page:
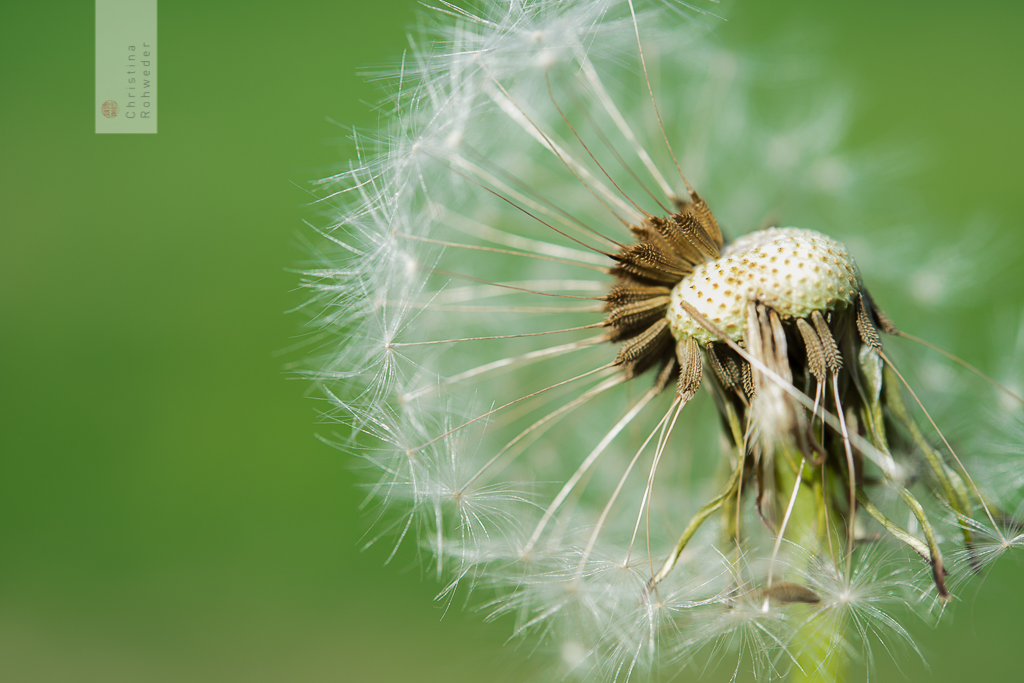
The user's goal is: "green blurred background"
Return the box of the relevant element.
[1,1,1022,681]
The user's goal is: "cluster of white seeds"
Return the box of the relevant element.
[668,227,863,344]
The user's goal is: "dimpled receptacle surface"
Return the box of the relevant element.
[668,227,862,344]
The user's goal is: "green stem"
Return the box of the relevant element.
[775,445,848,683]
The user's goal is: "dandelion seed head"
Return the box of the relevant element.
[303,0,1023,679]
[668,227,861,344]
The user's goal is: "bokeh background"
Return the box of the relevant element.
[2,1,1023,681]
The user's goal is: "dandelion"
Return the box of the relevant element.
[300,1,1023,680]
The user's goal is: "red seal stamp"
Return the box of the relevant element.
[101,100,119,118]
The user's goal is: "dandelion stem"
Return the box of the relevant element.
[775,444,849,683]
